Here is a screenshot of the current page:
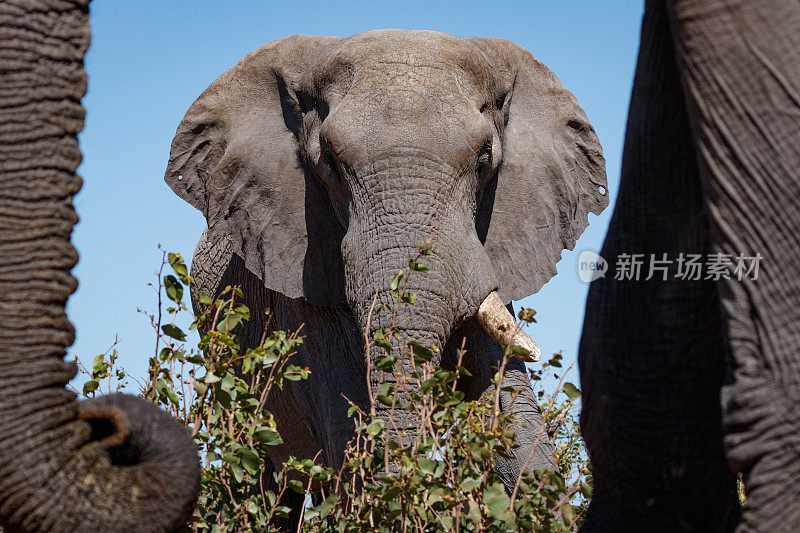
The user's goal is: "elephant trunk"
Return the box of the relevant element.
[352,254,478,442]
[0,2,199,531]
[341,163,499,439]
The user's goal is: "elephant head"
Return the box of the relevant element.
[166,30,606,434]
[0,1,200,531]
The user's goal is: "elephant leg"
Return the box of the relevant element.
[276,297,369,470]
[216,253,369,472]
[192,239,330,476]
[578,1,740,530]
[667,1,800,530]
[492,358,557,491]
[445,317,556,493]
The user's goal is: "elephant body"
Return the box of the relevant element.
[192,227,556,489]
[168,29,608,502]
[579,0,800,531]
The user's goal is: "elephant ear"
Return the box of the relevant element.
[165,35,347,307]
[469,37,608,303]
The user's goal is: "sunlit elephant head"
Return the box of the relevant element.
[166,30,607,367]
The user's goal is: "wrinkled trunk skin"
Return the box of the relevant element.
[339,161,558,488]
[342,162,498,443]
[580,1,800,531]
[0,2,199,531]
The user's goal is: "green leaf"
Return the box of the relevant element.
[455,365,473,377]
[83,380,99,395]
[427,486,445,505]
[220,373,236,392]
[374,354,397,372]
[192,380,208,396]
[159,347,173,362]
[390,270,404,292]
[273,505,291,518]
[164,275,183,304]
[315,494,339,519]
[517,307,537,323]
[484,484,511,517]
[377,394,394,407]
[230,463,245,484]
[563,382,581,400]
[288,479,305,494]
[459,477,480,492]
[92,353,106,371]
[253,427,283,446]
[238,446,260,475]
[418,458,437,475]
[511,345,531,357]
[408,341,433,362]
[161,324,186,341]
[373,329,393,354]
[408,258,429,272]
[216,313,242,332]
[562,502,576,524]
[400,291,417,304]
[466,500,482,523]
[233,303,251,320]
[366,419,385,436]
[168,252,190,282]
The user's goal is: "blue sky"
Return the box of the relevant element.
[69,1,643,388]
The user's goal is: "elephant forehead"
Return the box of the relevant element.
[305,30,494,95]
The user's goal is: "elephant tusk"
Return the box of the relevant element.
[475,291,541,362]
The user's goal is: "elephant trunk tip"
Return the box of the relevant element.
[475,291,541,362]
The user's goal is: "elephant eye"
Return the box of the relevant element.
[295,90,329,122]
[476,142,492,178]
[295,90,313,114]
[477,144,491,163]
[316,99,330,122]
[320,137,348,190]
[495,92,508,111]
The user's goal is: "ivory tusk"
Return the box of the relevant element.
[475,291,541,362]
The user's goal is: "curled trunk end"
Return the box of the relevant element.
[0,2,200,531]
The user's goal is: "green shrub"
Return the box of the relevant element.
[74,250,591,532]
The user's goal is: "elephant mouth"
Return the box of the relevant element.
[474,291,541,362]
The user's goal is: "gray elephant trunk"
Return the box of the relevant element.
[341,173,498,439]
[0,2,200,530]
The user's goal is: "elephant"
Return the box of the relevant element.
[578,0,800,531]
[0,1,200,531]
[165,27,608,515]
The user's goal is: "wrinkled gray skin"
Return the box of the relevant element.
[167,29,607,512]
[0,1,200,532]
[579,0,800,531]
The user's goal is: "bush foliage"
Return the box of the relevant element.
[74,250,591,532]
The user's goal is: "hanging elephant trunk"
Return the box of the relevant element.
[340,163,500,439]
[0,1,200,531]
